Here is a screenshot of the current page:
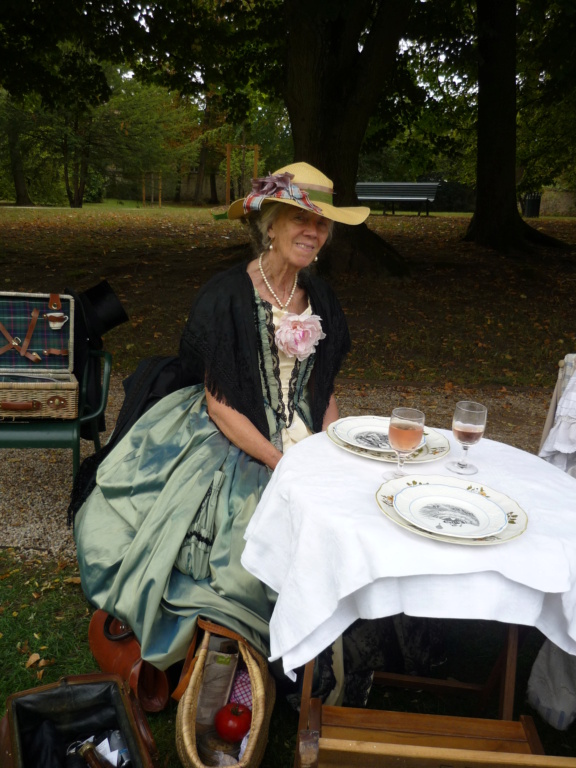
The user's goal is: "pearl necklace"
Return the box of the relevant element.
[258,253,298,311]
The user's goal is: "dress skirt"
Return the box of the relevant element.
[74,384,275,670]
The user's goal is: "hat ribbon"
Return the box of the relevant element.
[243,172,325,215]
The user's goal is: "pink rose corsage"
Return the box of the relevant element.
[275,312,326,361]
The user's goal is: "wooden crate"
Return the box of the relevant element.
[313,705,575,767]
[296,640,576,768]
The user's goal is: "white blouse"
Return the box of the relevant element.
[271,304,314,452]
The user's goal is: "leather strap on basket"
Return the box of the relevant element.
[20,308,39,358]
[0,320,41,363]
[48,293,62,311]
[43,348,68,356]
[171,618,251,702]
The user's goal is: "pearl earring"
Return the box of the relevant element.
[269,242,273,251]
[314,256,319,262]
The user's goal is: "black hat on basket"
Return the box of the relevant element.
[75,280,129,341]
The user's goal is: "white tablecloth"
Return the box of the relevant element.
[241,429,576,678]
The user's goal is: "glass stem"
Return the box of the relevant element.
[396,452,407,474]
[458,445,469,468]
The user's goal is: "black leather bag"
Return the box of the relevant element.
[0,673,159,768]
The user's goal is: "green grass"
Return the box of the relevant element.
[0,548,299,767]
[0,549,94,703]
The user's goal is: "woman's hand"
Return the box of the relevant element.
[206,389,284,471]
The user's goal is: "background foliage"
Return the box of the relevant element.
[0,1,575,211]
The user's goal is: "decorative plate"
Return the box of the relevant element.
[333,416,410,453]
[327,422,450,464]
[393,483,508,538]
[375,475,528,546]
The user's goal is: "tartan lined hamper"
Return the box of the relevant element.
[0,292,78,419]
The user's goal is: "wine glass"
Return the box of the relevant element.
[382,407,425,480]
[446,401,487,475]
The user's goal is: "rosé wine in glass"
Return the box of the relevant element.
[388,421,424,452]
[382,407,425,480]
[452,422,485,446]
[447,401,487,475]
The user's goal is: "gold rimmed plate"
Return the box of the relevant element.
[333,416,400,453]
[327,421,449,463]
[393,483,508,538]
[375,474,528,545]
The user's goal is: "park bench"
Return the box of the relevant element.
[356,181,440,216]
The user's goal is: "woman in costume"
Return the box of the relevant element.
[74,162,369,672]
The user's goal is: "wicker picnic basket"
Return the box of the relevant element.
[175,619,276,768]
[0,291,78,419]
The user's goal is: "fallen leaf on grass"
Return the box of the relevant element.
[39,658,55,668]
[63,577,81,585]
[1,569,20,580]
[26,653,40,668]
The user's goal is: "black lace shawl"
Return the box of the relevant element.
[179,261,350,436]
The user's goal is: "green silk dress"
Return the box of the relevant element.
[74,293,315,670]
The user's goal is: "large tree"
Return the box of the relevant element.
[130,0,416,274]
[464,0,573,250]
[464,0,558,250]
[282,0,412,275]
[1,95,34,206]
[464,0,520,248]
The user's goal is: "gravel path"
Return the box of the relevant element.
[0,375,552,563]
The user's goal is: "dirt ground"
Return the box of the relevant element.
[0,209,572,558]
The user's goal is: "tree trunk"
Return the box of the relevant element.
[6,116,33,206]
[209,172,218,204]
[63,135,74,207]
[284,0,413,276]
[465,0,563,250]
[195,145,207,202]
[174,163,182,203]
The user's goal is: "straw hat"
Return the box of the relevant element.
[227,162,370,225]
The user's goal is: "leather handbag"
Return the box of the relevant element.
[0,673,159,768]
[88,609,170,713]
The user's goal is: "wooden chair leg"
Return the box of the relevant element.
[295,660,316,768]
[499,624,519,720]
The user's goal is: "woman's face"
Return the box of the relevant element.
[267,206,331,270]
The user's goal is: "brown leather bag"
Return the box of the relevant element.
[0,673,159,768]
[88,609,170,713]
